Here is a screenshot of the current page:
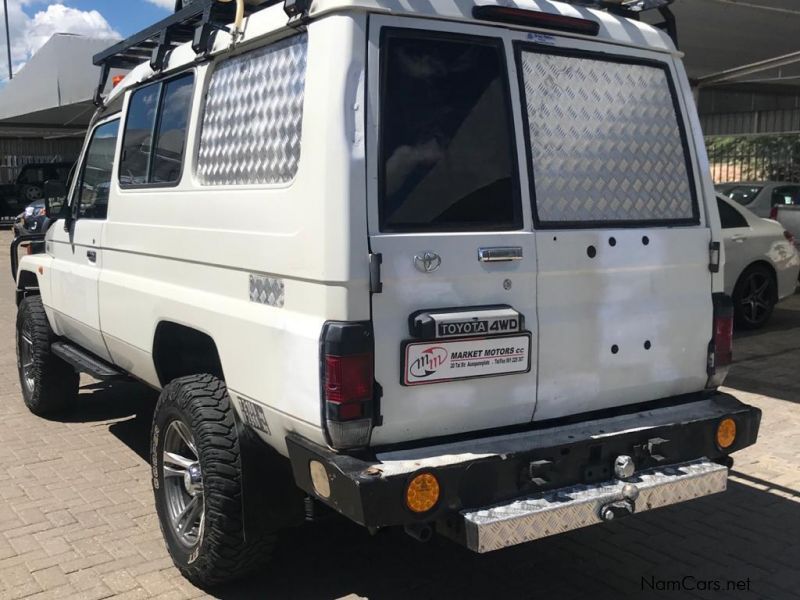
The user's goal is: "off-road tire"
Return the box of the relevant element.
[151,374,276,587]
[732,264,777,330]
[16,295,79,415]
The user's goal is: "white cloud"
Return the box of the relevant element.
[145,0,175,9]
[0,1,120,83]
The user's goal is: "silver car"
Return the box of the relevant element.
[716,181,800,219]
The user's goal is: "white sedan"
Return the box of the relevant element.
[717,194,800,329]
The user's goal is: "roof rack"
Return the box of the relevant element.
[92,0,311,106]
[92,0,675,107]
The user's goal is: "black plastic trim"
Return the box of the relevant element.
[408,304,522,339]
[513,42,701,231]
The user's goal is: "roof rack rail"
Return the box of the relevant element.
[91,0,309,107]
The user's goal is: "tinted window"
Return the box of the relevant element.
[120,83,159,185]
[152,74,194,184]
[77,120,120,220]
[717,197,748,229]
[771,186,800,207]
[725,185,762,206]
[379,31,519,232]
[120,72,193,187]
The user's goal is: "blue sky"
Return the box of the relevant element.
[1,1,175,82]
[58,1,172,37]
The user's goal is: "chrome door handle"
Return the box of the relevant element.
[86,250,97,263]
[478,247,523,262]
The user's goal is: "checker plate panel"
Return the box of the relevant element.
[462,459,727,552]
[519,51,696,224]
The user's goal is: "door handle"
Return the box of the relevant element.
[86,250,97,263]
[731,235,747,243]
[478,247,523,262]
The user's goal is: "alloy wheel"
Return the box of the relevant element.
[740,272,772,326]
[163,419,205,547]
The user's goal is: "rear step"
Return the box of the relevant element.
[51,341,125,380]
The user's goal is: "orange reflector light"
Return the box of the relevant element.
[405,473,440,513]
[112,75,125,87]
[716,418,736,449]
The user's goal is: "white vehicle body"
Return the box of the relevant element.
[12,0,762,575]
[718,194,799,303]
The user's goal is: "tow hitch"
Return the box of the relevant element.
[599,482,639,522]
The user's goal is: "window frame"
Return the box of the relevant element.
[72,116,122,221]
[376,27,524,234]
[513,42,700,230]
[118,69,195,190]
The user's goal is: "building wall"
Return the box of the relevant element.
[0,137,83,184]
[699,88,800,136]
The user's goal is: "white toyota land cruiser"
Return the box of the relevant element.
[12,0,762,586]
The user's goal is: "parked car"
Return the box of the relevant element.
[717,194,800,328]
[0,162,73,223]
[13,0,762,587]
[716,181,800,218]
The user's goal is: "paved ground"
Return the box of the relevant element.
[0,230,798,600]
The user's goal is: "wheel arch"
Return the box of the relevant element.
[736,260,778,299]
[152,321,225,387]
[16,269,40,306]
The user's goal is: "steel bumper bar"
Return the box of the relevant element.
[460,458,728,552]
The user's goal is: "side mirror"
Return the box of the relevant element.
[42,180,67,219]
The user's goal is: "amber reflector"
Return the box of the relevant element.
[716,418,736,449]
[405,473,440,513]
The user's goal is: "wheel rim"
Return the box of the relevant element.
[163,420,205,548]
[26,186,42,201]
[740,272,773,325]
[18,322,36,394]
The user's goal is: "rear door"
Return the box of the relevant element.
[511,36,713,420]
[367,18,538,445]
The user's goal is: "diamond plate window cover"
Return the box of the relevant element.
[519,51,697,225]
[198,34,307,186]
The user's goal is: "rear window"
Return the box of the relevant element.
[771,186,800,207]
[379,30,520,232]
[716,197,748,229]
[724,185,762,206]
[517,47,697,227]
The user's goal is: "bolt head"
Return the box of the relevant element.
[614,455,636,479]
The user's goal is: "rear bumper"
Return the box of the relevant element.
[286,391,760,539]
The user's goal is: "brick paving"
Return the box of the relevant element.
[0,229,798,599]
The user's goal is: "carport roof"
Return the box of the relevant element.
[0,34,119,136]
[645,0,800,90]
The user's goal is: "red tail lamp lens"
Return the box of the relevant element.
[324,354,373,420]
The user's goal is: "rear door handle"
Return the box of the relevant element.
[731,234,747,243]
[478,247,523,262]
[86,250,97,263]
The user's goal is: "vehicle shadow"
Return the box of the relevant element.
[210,479,799,600]
[47,379,158,462]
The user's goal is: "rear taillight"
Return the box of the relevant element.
[707,294,733,388]
[472,6,600,36]
[769,206,779,220]
[321,322,376,449]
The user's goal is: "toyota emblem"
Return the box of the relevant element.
[414,252,441,273]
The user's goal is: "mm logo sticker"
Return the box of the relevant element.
[408,346,449,378]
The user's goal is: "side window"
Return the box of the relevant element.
[771,186,800,207]
[76,120,121,220]
[197,34,307,186]
[379,30,520,232]
[716,197,748,229]
[119,72,194,187]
